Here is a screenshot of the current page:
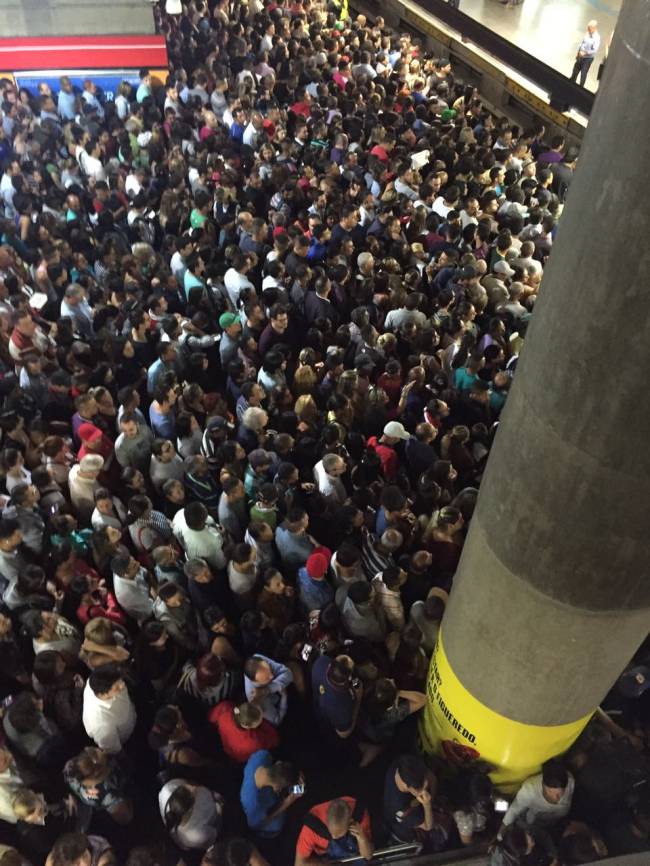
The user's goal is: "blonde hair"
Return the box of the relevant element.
[293,366,318,396]
[84,617,116,645]
[12,788,41,820]
[294,394,318,422]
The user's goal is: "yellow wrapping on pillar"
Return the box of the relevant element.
[420,631,593,790]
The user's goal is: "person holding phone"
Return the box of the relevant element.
[311,654,364,749]
[240,750,303,839]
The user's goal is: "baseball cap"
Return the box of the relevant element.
[306,546,332,579]
[206,415,228,432]
[249,448,272,468]
[383,421,410,440]
[78,423,103,444]
[618,665,650,699]
[219,312,239,329]
[494,260,515,277]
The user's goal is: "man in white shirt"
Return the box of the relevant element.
[432,184,461,218]
[1,159,20,219]
[224,253,255,308]
[82,666,136,754]
[75,139,106,183]
[513,241,543,277]
[570,20,600,87]
[243,112,264,149]
[313,454,348,506]
[500,760,574,833]
[460,197,480,229]
[111,553,154,623]
[172,501,226,570]
[125,167,147,200]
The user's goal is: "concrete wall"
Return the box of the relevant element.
[0,0,155,36]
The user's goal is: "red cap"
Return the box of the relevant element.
[78,423,103,444]
[306,546,332,578]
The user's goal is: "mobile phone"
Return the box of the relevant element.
[494,798,509,813]
[301,644,313,662]
[291,784,305,795]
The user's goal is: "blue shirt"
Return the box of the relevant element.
[183,270,206,301]
[453,367,478,393]
[577,31,600,57]
[58,89,77,120]
[275,524,314,571]
[149,404,176,439]
[136,83,152,103]
[147,358,166,396]
[297,567,335,613]
[241,749,284,836]
[230,122,245,143]
[375,507,389,536]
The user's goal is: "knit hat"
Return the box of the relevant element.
[78,423,103,444]
[306,545,332,578]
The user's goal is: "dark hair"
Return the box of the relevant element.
[163,784,194,833]
[148,705,182,749]
[33,650,64,685]
[6,691,41,733]
[380,485,406,512]
[222,839,254,866]
[267,760,299,788]
[558,832,598,865]
[501,826,529,858]
[0,517,19,540]
[88,664,123,697]
[396,754,428,790]
[21,609,46,638]
[328,658,352,687]
[184,501,208,530]
[542,758,568,790]
[196,653,225,689]
[49,834,92,866]
[158,582,182,603]
[367,677,398,720]
[347,581,371,604]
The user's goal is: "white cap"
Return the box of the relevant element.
[383,421,410,440]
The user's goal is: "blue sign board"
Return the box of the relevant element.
[14,70,142,102]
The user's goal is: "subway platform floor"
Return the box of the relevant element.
[455,0,622,91]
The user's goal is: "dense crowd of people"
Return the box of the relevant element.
[0,1,648,865]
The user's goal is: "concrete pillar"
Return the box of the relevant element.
[421,0,650,788]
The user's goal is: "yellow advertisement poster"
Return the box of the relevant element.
[420,632,593,789]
